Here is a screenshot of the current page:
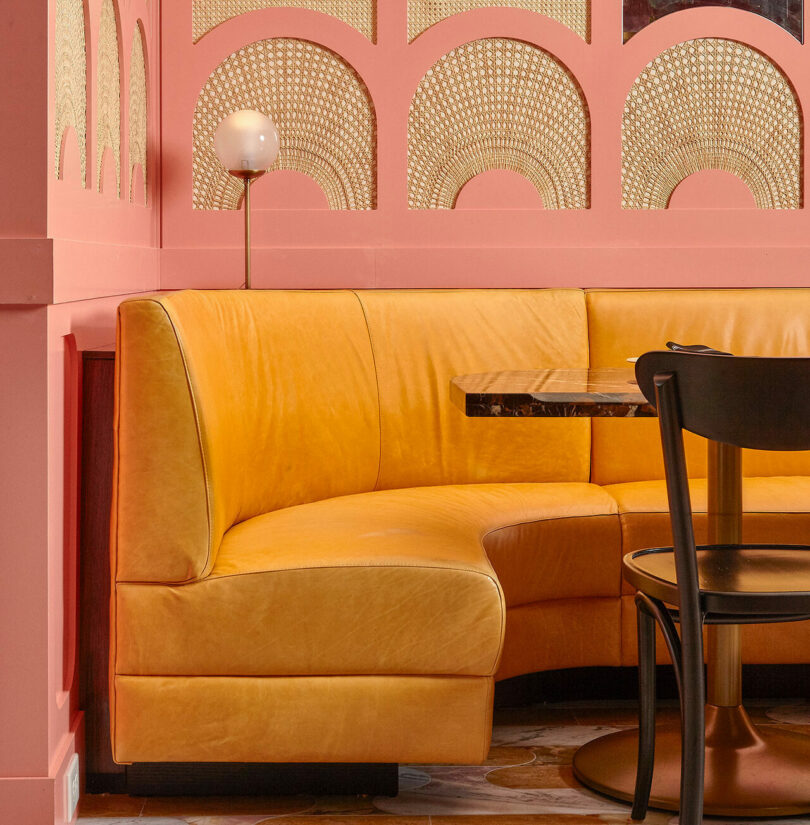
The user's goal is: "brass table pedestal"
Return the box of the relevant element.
[573,704,810,816]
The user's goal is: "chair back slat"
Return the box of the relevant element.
[636,353,810,451]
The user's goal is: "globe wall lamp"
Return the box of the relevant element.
[214,110,280,289]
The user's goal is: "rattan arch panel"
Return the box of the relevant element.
[623,39,802,210]
[96,0,122,196]
[409,1,589,42]
[192,1,375,43]
[408,38,589,210]
[129,22,148,204]
[55,0,87,184]
[193,38,376,211]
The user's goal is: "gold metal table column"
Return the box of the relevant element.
[572,441,810,817]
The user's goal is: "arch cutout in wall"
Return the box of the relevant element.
[191,1,375,43]
[622,38,802,210]
[193,38,377,211]
[96,0,122,197]
[455,169,545,209]
[55,0,88,185]
[623,0,803,42]
[408,38,590,210]
[129,21,149,205]
[668,169,757,209]
[408,1,590,42]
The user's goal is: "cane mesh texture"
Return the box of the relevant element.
[408,0,589,41]
[129,24,148,204]
[192,1,375,43]
[194,38,376,210]
[408,38,589,210]
[623,38,802,210]
[55,0,87,184]
[96,0,121,196]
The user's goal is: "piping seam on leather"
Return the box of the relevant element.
[115,508,621,585]
[352,290,383,492]
[151,298,214,584]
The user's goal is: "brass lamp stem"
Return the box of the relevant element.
[231,169,266,290]
[244,177,252,289]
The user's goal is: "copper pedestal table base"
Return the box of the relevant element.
[573,704,810,816]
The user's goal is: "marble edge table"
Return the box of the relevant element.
[451,367,810,817]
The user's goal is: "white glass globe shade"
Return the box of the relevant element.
[214,110,280,173]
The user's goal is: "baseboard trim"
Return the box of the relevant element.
[98,762,399,797]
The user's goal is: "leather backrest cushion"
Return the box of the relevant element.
[358,289,591,489]
[587,289,810,485]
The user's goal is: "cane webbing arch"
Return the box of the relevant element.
[408,38,589,210]
[129,23,148,204]
[408,0,589,42]
[192,1,375,43]
[622,38,802,210]
[194,38,376,210]
[55,0,88,184]
[96,0,122,196]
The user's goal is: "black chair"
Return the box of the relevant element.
[626,351,810,825]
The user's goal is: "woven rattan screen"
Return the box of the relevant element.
[192,1,375,43]
[408,1,589,41]
[55,0,87,185]
[129,23,148,204]
[623,38,802,210]
[193,39,376,210]
[96,0,121,196]
[409,38,589,210]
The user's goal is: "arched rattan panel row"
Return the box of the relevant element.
[54,0,149,201]
[193,32,801,211]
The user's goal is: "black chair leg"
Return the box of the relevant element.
[678,620,705,825]
[630,601,655,819]
[632,600,656,820]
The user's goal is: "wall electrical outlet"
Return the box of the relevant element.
[65,753,80,821]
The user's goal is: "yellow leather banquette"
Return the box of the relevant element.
[111,288,810,766]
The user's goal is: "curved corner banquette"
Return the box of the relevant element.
[111,287,810,766]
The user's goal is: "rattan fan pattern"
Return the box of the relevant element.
[623,38,802,210]
[408,0,589,41]
[129,24,148,204]
[55,0,87,184]
[194,38,376,210]
[192,1,375,43]
[409,38,589,210]
[96,0,121,196]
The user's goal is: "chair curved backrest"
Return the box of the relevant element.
[634,351,810,627]
[636,352,810,452]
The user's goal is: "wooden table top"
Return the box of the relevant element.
[450,367,657,418]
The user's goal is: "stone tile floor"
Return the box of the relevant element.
[78,700,810,825]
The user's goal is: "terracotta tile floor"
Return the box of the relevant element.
[78,700,810,825]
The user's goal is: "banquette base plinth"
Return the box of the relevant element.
[573,704,810,816]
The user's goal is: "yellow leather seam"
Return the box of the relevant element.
[202,562,501,581]
[148,297,214,584]
[116,505,622,584]
[616,510,810,516]
[351,290,383,492]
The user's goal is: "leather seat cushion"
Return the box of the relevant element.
[115,482,617,678]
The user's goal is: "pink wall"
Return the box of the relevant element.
[160,3,810,290]
[1,0,159,822]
